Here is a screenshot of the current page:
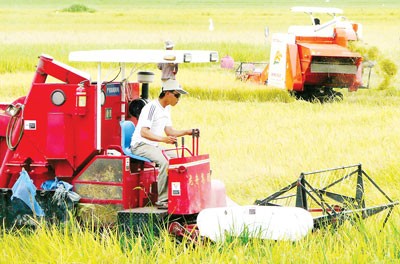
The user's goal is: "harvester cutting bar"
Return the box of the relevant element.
[255,164,398,230]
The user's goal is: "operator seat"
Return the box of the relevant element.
[120,120,152,163]
[120,120,158,207]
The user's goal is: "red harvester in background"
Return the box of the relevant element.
[236,7,371,102]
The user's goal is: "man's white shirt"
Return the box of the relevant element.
[131,100,172,147]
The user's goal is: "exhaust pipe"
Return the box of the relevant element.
[137,71,155,100]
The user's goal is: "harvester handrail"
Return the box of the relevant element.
[314,17,340,32]
[291,6,343,16]
[163,147,194,159]
[163,133,200,159]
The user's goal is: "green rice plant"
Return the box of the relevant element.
[350,42,399,90]
[377,58,398,90]
[0,210,398,262]
[61,4,95,13]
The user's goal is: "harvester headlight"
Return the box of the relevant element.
[51,90,66,106]
[183,53,192,63]
[101,90,106,106]
[210,52,219,62]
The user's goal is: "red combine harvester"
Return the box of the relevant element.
[0,50,227,229]
[236,7,369,102]
[0,49,396,242]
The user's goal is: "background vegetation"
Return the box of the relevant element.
[0,0,399,263]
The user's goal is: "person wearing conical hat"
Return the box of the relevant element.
[157,40,178,81]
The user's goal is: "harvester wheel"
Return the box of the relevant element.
[322,89,343,103]
[292,88,343,103]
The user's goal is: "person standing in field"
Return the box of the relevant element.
[130,79,197,209]
[158,40,178,81]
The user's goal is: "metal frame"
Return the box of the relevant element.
[255,164,398,229]
[235,62,268,78]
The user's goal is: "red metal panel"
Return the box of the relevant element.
[20,83,97,177]
[168,154,211,215]
[101,82,140,151]
[298,45,312,81]
[46,113,71,158]
[137,166,158,207]
[101,83,122,149]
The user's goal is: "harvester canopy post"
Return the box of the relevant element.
[96,63,102,151]
[121,63,126,121]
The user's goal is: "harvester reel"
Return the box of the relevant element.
[255,164,398,230]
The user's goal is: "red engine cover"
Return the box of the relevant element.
[168,154,211,215]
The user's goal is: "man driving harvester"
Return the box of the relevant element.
[130,79,199,209]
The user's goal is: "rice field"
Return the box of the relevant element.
[0,1,400,263]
